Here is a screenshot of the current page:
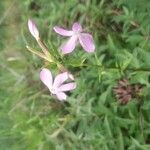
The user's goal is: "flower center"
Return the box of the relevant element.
[73,30,79,34]
[50,88,57,94]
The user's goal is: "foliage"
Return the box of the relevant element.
[0,0,150,149]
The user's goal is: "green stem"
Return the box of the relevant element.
[35,38,71,73]
[68,63,150,72]
[37,38,55,62]
[30,38,150,73]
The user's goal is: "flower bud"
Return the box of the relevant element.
[28,19,39,40]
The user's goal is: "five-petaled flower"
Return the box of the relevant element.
[40,68,76,101]
[54,22,95,54]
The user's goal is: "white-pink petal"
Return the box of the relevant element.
[61,35,78,54]
[53,72,69,88]
[28,19,39,40]
[40,68,53,90]
[53,26,73,36]
[79,33,95,52]
[56,92,67,101]
[58,82,76,92]
[72,22,82,32]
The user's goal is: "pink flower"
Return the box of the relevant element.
[40,68,76,101]
[28,19,39,40]
[53,22,95,54]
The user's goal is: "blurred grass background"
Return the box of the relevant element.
[0,0,150,149]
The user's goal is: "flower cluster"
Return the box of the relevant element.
[113,79,144,104]
[28,19,95,101]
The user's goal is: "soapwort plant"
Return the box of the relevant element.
[27,19,147,103]
[27,19,95,101]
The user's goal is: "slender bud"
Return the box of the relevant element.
[28,19,39,40]
[68,73,75,80]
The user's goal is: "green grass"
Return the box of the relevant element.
[0,0,150,149]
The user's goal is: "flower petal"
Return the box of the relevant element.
[53,26,73,36]
[28,19,39,40]
[53,72,69,88]
[58,82,76,92]
[61,35,78,54]
[40,68,53,90]
[72,22,82,32]
[79,33,95,52]
[56,92,67,101]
